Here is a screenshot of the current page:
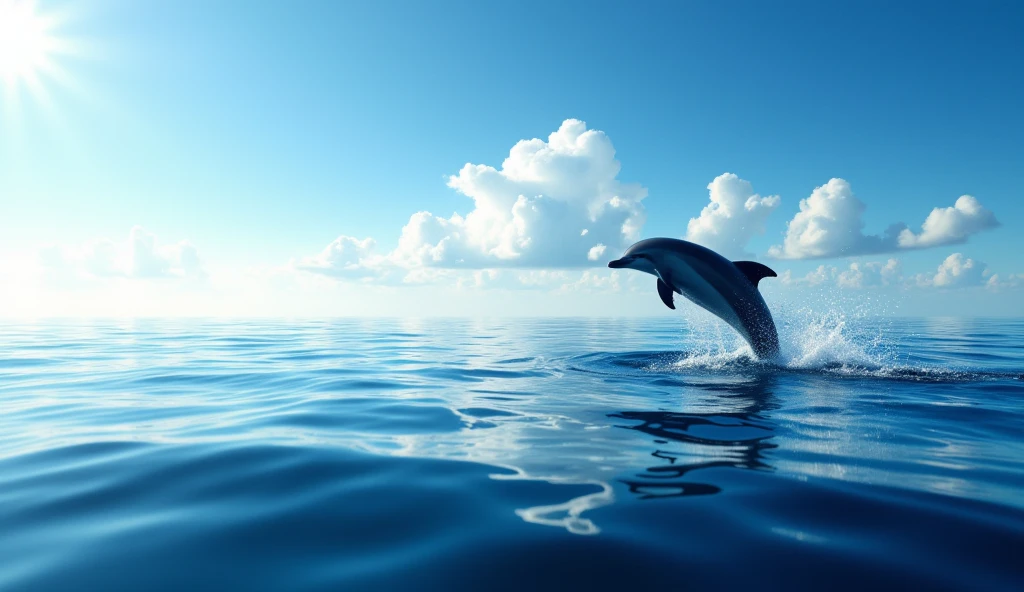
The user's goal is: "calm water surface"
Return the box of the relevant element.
[1,317,1022,590]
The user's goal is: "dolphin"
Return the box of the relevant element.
[608,238,780,359]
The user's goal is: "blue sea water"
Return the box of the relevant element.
[0,316,1022,590]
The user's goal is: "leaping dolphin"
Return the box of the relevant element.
[608,238,780,359]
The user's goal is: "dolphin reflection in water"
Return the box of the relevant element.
[610,373,778,500]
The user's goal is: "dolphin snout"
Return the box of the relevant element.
[608,258,627,269]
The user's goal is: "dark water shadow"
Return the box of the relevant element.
[610,373,778,500]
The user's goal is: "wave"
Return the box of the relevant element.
[569,309,1022,383]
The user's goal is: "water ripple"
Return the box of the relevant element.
[0,317,1022,590]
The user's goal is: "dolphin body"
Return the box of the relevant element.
[608,238,780,359]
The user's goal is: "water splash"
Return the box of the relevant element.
[663,307,1002,382]
[666,305,887,373]
[776,307,885,370]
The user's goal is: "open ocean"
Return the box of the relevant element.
[0,316,1022,590]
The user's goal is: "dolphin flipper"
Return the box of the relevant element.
[656,278,675,310]
[732,261,777,288]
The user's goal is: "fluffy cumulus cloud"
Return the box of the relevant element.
[768,178,900,259]
[913,253,990,288]
[396,119,646,267]
[768,180,998,259]
[685,173,780,259]
[897,195,999,248]
[41,226,204,280]
[302,119,646,281]
[297,121,1004,294]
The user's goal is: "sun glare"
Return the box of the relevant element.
[0,0,61,86]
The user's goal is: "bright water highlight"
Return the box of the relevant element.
[1,317,1022,590]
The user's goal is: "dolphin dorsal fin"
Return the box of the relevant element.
[733,261,777,288]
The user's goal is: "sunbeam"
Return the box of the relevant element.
[1,0,82,115]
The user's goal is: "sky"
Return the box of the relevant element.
[1,0,1022,317]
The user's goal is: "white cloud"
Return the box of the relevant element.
[41,226,204,280]
[556,269,621,293]
[439,267,625,293]
[779,258,903,289]
[297,121,1002,298]
[293,236,385,280]
[768,178,899,259]
[985,273,1023,291]
[303,119,646,278]
[514,269,572,288]
[913,253,989,288]
[836,259,902,289]
[897,195,999,248]
[932,253,987,287]
[685,173,780,259]
[780,265,836,286]
[292,252,625,293]
[779,254,1020,292]
[769,180,998,259]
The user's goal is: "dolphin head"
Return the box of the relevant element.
[608,238,713,275]
[607,241,665,276]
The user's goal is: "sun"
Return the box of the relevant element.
[0,0,61,86]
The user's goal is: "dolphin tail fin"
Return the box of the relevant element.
[733,261,777,288]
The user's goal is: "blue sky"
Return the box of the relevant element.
[1,0,1022,316]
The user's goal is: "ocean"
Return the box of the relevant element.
[0,316,1021,590]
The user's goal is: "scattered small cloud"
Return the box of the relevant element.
[912,253,990,288]
[779,253,1017,291]
[768,180,998,259]
[455,269,503,290]
[779,265,835,287]
[40,226,204,280]
[294,121,1006,302]
[293,236,385,280]
[556,269,621,293]
[685,173,780,259]
[836,259,902,289]
[985,273,1024,291]
[451,268,625,293]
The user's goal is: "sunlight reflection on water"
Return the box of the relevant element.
[0,317,1022,590]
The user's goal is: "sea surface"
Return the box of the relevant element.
[1,316,1022,590]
